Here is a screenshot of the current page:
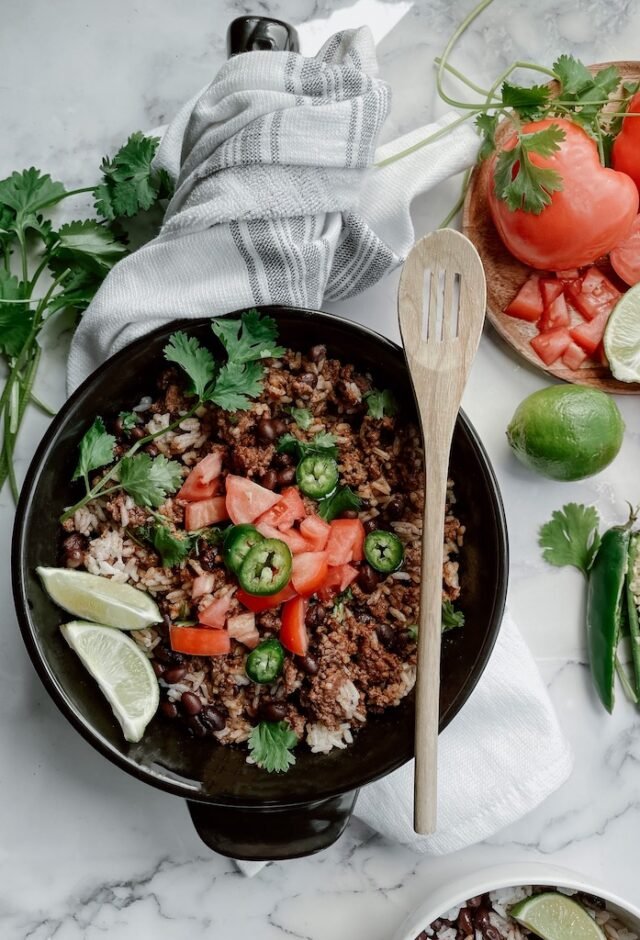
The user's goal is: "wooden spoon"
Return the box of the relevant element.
[398,229,487,834]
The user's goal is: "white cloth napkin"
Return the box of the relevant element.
[237,612,573,876]
[67,25,479,391]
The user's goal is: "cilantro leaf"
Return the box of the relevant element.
[212,309,285,363]
[501,81,551,119]
[476,112,499,161]
[442,600,465,632]
[0,168,67,230]
[0,271,32,358]
[137,523,195,567]
[494,124,565,214]
[317,485,361,522]
[538,503,601,576]
[163,331,216,400]
[365,388,397,419]
[72,417,116,483]
[49,219,127,273]
[208,359,264,411]
[118,411,140,431]
[407,625,418,641]
[290,407,313,430]
[277,431,338,462]
[46,265,105,317]
[248,721,298,773]
[553,55,594,96]
[94,132,172,221]
[117,453,183,508]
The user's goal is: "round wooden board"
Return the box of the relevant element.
[462,60,640,395]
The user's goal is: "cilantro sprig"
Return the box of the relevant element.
[539,503,601,576]
[248,721,298,774]
[317,485,362,522]
[277,431,338,462]
[494,124,565,214]
[364,388,397,419]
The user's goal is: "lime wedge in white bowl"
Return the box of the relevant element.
[511,892,606,940]
[61,621,159,743]
[37,567,161,630]
[604,283,640,383]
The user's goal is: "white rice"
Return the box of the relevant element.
[306,722,354,753]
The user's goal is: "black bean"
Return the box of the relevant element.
[271,418,287,437]
[163,666,187,684]
[276,466,296,487]
[62,532,88,569]
[297,654,319,675]
[339,509,359,519]
[131,426,146,441]
[299,372,317,388]
[363,519,378,535]
[154,646,184,666]
[467,897,484,909]
[181,691,202,715]
[383,493,405,520]
[202,706,226,731]
[187,715,207,738]
[309,344,326,362]
[257,417,276,443]
[473,908,492,933]
[156,614,171,639]
[305,603,327,629]
[458,908,474,937]
[274,451,293,469]
[152,661,165,678]
[259,700,287,723]
[357,563,379,593]
[113,416,125,437]
[198,542,218,571]
[376,623,395,648]
[260,469,278,491]
[160,701,178,719]
[145,443,159,457]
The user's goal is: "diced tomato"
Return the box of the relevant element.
[565,267,621,321]
[236,584,297,612]
[291,551,329,597]
[539,278,564,308]
[570,311,610,356]
[505,274,543,322]
[556,269,580,281]
[325,519,365,567]
[170,625,230,656]
[610,214,640,287]
[192,573,215,599]
[199,594,233,628]
[562,341,589,370]
[317,564,358,602]
[178,452,223,501]
[185,496,229,531]
[225,475,280,524]
[280,596,309,656]
[530,327,572,365]
[226,612,259,649]
[256,521,309,554]
[256,486,306,531]
[299,514,331,551]
[539,292,570,331]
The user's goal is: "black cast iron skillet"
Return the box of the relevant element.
[12,307,508,861]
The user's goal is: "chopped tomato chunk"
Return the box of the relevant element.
[237,584,297,612]
[300,514,331,551]
[225,475,280,524]
[610,214,640,287]
[226,612,259,649]
[291,551,329,597]
[317,564,358,602]
[530,327,572,365]
[539,291,570,331]
[256,486,306,530]
[325,519,365,567]
[562,341,589,370]
[556,269,580,281]
[280,596,309,656]
[170,625,230,656]
[185,496,229,531]
[178,452,223,501]
[539,278,564,308]
[256,521,309,554]
[570,311,610,356]
[199,594,233,628]
[505,274,543,322]
[565,267,620,321]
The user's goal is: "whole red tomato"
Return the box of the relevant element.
[612,91,640,193]
[487,118,638,270]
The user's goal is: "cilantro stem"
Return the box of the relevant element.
[28,255,52,293]
[375,111,475,168]
[436,0,496,109]
[2,243,10,273]
[434,58,497,99]
[29,391,56,416]
[18,230,29,285]
[3,414,18,502]
[438,168,472,229]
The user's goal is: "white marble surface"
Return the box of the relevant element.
[2,0,640,936]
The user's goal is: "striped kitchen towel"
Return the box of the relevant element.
[67,25,479,390]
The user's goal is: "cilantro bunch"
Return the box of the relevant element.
[0,133,173,503]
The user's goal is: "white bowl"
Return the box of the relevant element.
[392,863,640,940]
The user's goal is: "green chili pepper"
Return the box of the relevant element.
[238,538,293,596]
[626,533,640,699]
[364,529,404,573]
[586,521,632,713]
[245,638,285,684]
[223,524,264,575]
[296,453,339,499]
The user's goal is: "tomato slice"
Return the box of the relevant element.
[291,551,329,597]
[562,341,589,370]
[280,596,309,656]
[170,625,231,656]
[256,486,306,531]
[236,584,297,612]
[199,594,233,628]
[255,521,309,554]
[325,519,365,566]
[317,564,358,602]
[570,311,610,356]
[610,214,640,287]
[505,274,543,322]
[226,611,260,649]
[300,514,331,551]
[178,452,223,501]
[539,278,564,308]
[185,496,229,531]
[565,267,621,321]
[530,327,572,365]
[539,291,570,331]
[225,475,280,524]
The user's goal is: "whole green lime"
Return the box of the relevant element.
[506,385,624,481]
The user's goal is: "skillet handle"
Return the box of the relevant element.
[186,789,358,861]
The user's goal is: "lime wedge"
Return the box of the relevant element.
[61,621,159,742]
[511,893,605,940]
[604,283,640,383]
[37,567,161,630]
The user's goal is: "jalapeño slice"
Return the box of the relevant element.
[245,638,285,684]
[223,524,264,575]
[364,529,404,573]
[238,538,293,596]
[296,454,339,499]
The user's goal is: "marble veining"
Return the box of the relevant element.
[2,0,640,937]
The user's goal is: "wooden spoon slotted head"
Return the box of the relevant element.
[398,229,487,834]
